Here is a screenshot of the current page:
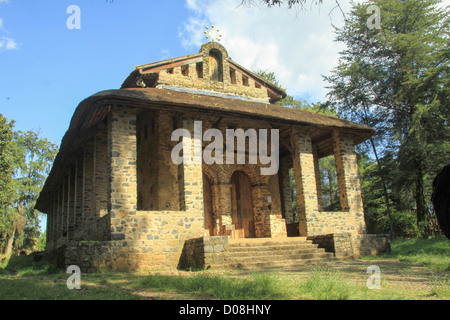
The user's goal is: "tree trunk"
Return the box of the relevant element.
[368,137,395,239]
[415,168,427,230]
[3,225,16,258]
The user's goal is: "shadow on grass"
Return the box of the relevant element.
[0,254,286,300]
[361,236,450,272]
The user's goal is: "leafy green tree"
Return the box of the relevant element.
[0,114,14,209]
[324,0,449,236]
[0,127,58,257]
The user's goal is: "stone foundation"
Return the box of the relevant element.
[47,233,391,272]
[178,236,230,270]
[308,233,391,259]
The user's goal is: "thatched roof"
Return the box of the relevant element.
[35,88,374,212]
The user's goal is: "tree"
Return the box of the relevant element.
[239,0,346,18]
[324,0,450,236]
[0,114,14,210]
[0,126,58,258]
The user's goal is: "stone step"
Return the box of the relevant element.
[224,251,334,263]
[228,237,310,247]
[211,237,335,270]
[228,247,327,257]
[229,243,320,252]
[211,256,336,270]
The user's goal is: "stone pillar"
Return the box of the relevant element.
[68,167,75,240]
[312,145,324,211]
[212,183,233,236]
[94,122,108,218]
[332,131,366,233]
[62,176,68,243]
[291,126,319,236]
[75,157,83,232]
[332,130,364,213]
[83,138,95,225]
[108,105,137,241]
[181,119,204,217]
[279,156,294,223]
[46,195,53,249]
[52,192,57,247]
[251,185,272,238]
[56,186,61,247]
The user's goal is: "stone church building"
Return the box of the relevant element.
[36,42,390,271]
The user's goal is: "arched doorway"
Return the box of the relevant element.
[231,171,255,238]
[203,173,214,236]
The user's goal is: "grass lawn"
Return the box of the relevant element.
[0,237,448,300]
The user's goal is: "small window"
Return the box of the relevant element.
[181,65,189,77]
[196,62,203,79]
[209,49,223,82]
[167,68,174,74]
[230,68,236,84]
[242,75,249,87]
[255,82,261,89]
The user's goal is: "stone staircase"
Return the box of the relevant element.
[212,237,335,270]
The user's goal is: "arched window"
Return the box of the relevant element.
[209,49,223,82]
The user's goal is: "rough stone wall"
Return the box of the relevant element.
[178,236,229,270]
[308,233,391,259]
[305,211,365,236]
[137,110,181,211]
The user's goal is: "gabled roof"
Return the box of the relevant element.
[121,42,287,104]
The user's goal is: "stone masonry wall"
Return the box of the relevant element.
[308,233,391,259]
[178,236,230,270]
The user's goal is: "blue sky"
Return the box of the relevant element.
[0,0,199,144]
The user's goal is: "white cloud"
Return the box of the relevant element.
[180,0,450,102]
[0,0,19,53]
[0,36,18,51]
[180,0,352,102]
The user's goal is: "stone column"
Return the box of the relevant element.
[46,195,53,250]
[291,126,319,236]
[332,130,364,213]
[251,185,271,238]
[332,130,365,218]
[180,119,204,217]
[52,192,57,247]
[108,105,137,241]
[278,156,294,223]
[62,176,68,243]
[312,145,324,211]
[94,122,108,218]
[83,138,95,225]
[68,167,75,240]
[212,183,232,236]
[74,157,83,232]
[56,186,61,247]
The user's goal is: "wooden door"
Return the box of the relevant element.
[203,174,214,236]
[231,171,255,238]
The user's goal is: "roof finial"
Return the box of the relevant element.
[204,25,222,43]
